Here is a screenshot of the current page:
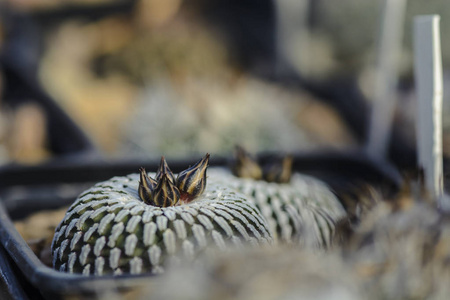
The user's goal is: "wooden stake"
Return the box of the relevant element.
[413,15,445,207]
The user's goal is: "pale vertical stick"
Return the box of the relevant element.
[274,0,310,76]
[414,15,444,206]
[367,0,407,157]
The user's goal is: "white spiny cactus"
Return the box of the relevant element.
[51,155,273,276]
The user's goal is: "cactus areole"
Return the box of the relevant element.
[51,154,273,276]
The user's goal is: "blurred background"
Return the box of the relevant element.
[1,0,450,170]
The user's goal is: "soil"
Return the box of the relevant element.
[14,207,69,267]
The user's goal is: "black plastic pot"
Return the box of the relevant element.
[0,150,401,299]
[0,244,30,300]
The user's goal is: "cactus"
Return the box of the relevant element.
[214,146,347,248]
[51,154,273,276]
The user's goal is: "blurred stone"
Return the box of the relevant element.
[134,0,182,29]
[6,103,50,163]
[138,247,362,300]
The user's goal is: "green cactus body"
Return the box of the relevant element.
[51,172,273,276]
[208,168,346,248]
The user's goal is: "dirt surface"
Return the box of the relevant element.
[14,206,69,267]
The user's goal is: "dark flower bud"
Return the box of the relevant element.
[263,155,293,183]
[231,145,262,180]
[138,167,157,204]
[155,156,176,184]
[177,153,210,203]
[153,174,180,207]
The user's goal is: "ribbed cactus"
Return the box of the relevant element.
[215,146,346,248]
[51,155,273,276]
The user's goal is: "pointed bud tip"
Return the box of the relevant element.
[203,153,210,165]
[232,145,262,180]
[138,167,155,204]
[156,156,175,183]
[176,154,210,203]
[153,173,180,207]
[263,154,293,183]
